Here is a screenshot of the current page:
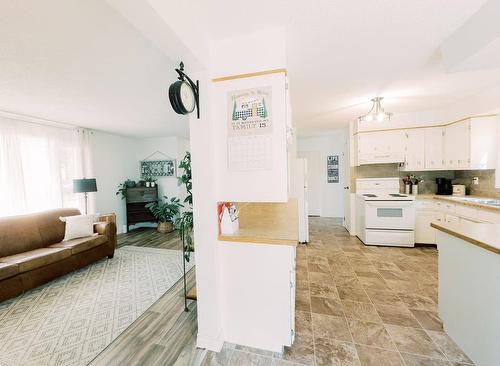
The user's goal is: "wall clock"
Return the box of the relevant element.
[169,62,200,119]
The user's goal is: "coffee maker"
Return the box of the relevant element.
[436,178,453,195]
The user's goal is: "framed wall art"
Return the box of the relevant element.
[327,155,339,183]
[140,159,176,178]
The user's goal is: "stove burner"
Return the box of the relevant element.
[389,194,407,197]
[363,194,377,197]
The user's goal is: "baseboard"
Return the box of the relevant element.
[197,330,224,352]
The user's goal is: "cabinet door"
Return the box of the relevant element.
[385,130,406,154]
[444,121,470,169]
[415,211,443,244]
[358,133,378,156]
[405,129,425,171]
[445,214,460,224]
[424,128,444,170]
[469,117,497,169]
[415,211,435,244]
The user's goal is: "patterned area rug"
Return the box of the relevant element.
[0,246,195,366]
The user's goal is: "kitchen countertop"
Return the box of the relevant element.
[416,194,500,212]
[431,221,500,255]
[218,200,298,246]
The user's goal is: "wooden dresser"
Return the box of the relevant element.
[126,186,158,232]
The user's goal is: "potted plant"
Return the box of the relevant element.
[410,175,424,195]
[175,151,194,262]
[146,196,183,233]
[116,180,128,200]
[150,178,157,188]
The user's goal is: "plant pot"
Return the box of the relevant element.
[412,184,419,195]
[151,182,155,187]
[405,184,411,195]
[145,182,151,187]
[157,221,174,233]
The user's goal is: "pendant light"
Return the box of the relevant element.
[358,97,393,122]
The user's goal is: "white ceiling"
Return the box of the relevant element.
[1,0,499,138]
[0,0,188,138]
[198,0,500,134]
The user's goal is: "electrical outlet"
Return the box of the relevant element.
[472,177,479,185]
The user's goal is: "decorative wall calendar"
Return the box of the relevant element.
[227,86,273,171]
[327,155,339,183]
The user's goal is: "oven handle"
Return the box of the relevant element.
[366,201,414,208]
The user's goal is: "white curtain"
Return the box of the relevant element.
[0,117,93,217]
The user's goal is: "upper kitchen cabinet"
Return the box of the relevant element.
[404,129,425,171]
[424,127,444,170]
[468,117,497,169]
[443,117,497,170]
[443,120,470,169]
[357,130,406,165]
[355,115,497,170]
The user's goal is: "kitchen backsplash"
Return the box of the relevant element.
[351,164,465,194]
[454,170,500,198]
[352,165,499,196]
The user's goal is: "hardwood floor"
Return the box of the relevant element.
[117,227,183,250]
[90,227,199,366]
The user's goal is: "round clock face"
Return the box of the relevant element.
[180,81,195,113]
[169,80,196,115]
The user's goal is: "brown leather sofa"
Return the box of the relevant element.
[0,208,117,303]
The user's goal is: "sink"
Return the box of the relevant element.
[461,197,500,206]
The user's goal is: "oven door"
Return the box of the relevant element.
[365,200,415,230]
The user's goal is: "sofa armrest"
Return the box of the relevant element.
[98,213,116,225]
[94,221,117,250]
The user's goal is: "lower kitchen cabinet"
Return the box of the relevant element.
[416,198,500,245]
[219,241,296,353]
[445,214,460,224]
[416,210,443,244]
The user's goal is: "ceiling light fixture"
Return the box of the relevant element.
[358,97,392,122]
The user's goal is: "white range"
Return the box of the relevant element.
[355,178,416,247]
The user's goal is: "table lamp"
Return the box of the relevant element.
[73,178,97,214]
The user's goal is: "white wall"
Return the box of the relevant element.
[91,130,140,233]
[191,29,288,351]
[136,136,190,203]
[210,27,286,78]
[298,130,347,218]
[91,131,190,233]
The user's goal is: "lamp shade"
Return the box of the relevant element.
[73,178,97,193]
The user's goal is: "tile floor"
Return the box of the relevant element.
[203,217,475,366]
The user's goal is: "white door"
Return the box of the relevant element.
[343,133,352,231]
[298,151,321,216]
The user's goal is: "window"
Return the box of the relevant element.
[0,117,86,217]
[376,208,403,218]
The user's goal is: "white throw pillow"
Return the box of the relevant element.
[60,214,99,241]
